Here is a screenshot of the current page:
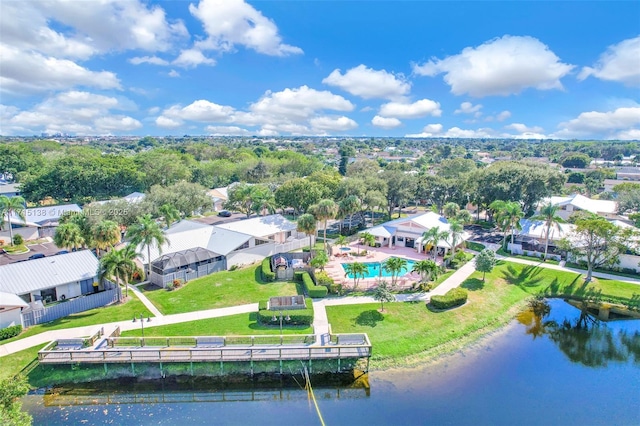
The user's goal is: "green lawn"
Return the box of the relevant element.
[3,244,28,254]
[326,260,640,368]
[0,292,152,346]
[0,344,47,381]
[121,312,313,337]
[142,265,301,315]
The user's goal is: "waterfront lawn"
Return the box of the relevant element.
[142,265,300,315]
[0,344,47,381]
[0,292,152,346]
[121,312,313,337]
[326,261,639,368]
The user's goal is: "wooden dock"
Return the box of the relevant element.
[37,333,372,374]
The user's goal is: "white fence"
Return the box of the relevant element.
[22,286,122,327]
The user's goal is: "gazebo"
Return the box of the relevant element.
[149,247,225,288]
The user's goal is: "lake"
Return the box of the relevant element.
[22,299,640,425]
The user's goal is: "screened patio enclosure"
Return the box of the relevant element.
[149,247,226,288]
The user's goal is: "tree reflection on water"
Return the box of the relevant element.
[517,298,640,367]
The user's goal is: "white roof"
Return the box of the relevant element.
[0,291,28,308]
[543,194,617,215]
[4,204,82,227]
[214,214,297,238]
[138,220,252,263]
[123,192,145,203]
[0,251,99,295]
[518,219,576,240]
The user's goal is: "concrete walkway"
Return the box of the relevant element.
[127,284,164,317]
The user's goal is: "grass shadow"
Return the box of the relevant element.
[353,310,385,328]
[501,264,544,288]
[254,265,268,285]
[461,278,484,291]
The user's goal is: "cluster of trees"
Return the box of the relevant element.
[0,195,26,246]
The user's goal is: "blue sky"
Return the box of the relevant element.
[1,0,639,139]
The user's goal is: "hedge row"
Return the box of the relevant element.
[257,298,314,325]
[261,257,275,282]
[430,288,468,310]
[302,272,328,298]
[0,324,22,341]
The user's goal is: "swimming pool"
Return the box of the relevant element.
[341,257,416,279]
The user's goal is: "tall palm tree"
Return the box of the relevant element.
[60,212,93,249]
[159,204,180,228]
[422,226,449,260]
[251,185,277,216]
[360,231,376,250]
[531,202,565,259]
[383,257,408,287]
[98,245,137,298]
[0,195,26,246]
[447,219,465,255]
[455,209,473,225]
[339,195,360,233]
[344,261,367,290]
[443,202,460,219]
[412,259,439,282]
[490,200,524,251]
[296,213,317,251]
[53,222,85,251]
[127,214,168,276]
[312,199,338,252]
[92,220,121,256]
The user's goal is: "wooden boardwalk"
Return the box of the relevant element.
[38,334,372,365]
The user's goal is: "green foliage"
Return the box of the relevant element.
[258,300,268,311]
[561,153,591,168]
[261,257,275,281]
[430,287,468,310]
[12,235,23,246]
[373,280,395,311]
[475,249,497,281]
[145,181,211,217]
[309,250,328,270]
[293,270,305,282]
[0,325,22,341]
[274,178,322,214]
[567,172,585,184]
[256,299,314,325]
[0,375,31,426]
[301,271,328,298]
[314,270,334,287]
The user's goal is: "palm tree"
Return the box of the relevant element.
[309,250,329,271]
[312,199,339,252]
[360,231,376,249]
[98,245,137,298]
[455,209,473,225]
[422,226,449,260]
[0,195,26,246]
[339,195,360,233]
[296,213,317,251]
[490,200,524,251]
[344,261,367,290]
[127,214,168,276]
[159,204,180,228]
[335,234,348,250]
[447,219,465,255]
[383,257,408,287]
[443,202,460,219]
[532,202,564,259]
[60,212,93,249]
[412,259,438,282]
[53,222,85,251]
[251,185,277,216]
[93,220,121,256]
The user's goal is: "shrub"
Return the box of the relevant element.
[315,271,334,287]
[430,287,468,310]
[0,239,4,247]
[229,264,240,271]
[261,257,275,282]
[328,282,342,295]
[0,324,22,341]
[301,271,328,298]
[13,234,24,246]
[172,279,183,288]
[257,298,314,325]
[258,300,268,311]
[293,270,305,282]
[166,281,175,291]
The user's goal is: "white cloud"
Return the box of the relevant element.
[310,116,358,132]
[371,116,402,129]
[413,35,574,97]
[322,64,410,100]
[168,70,180,78]
[578,36,640,86]
[172,49,216,68]
[616,129,640,140]
[378,99,441,119]
[406,124,497,138]
[0,45,121,95]
[189,0,302,57]
[505,123,544,134]
[2,91,140,135]
[130,56,170,66]
[206,125,252,136]
[553,107,640,139]
[496,110,512,122]
[161,100,235,123]
[405,124,443,137]
[455,102,482,115]
[156,116,182,129]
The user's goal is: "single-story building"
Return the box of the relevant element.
[93,191,146,206]
[539,194,618,220]
[0,291,28,329]
[206,187,229,212]
[364,212,470,256]
[0,182,21,198]
[139,214,309,287]
[3,203,82,239]
[0,250,100,304]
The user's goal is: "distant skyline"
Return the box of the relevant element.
[1,0,639,139]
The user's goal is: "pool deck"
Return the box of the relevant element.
[325,242,443,291]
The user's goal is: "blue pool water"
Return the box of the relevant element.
[342,257,416,278]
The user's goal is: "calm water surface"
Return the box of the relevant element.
[23,300,640,425]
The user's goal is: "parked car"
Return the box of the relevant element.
[28,253,46,260]
[218,210,232,217]
[55,250,69,255]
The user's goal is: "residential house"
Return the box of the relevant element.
[206,186,229,212]
[540,194,618,220]
[0,291,28,329]
[2,204,82,240]
[0,182,21,198]
[93,191,146,206]
[139,214,308,287]
[364,212,470,256]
